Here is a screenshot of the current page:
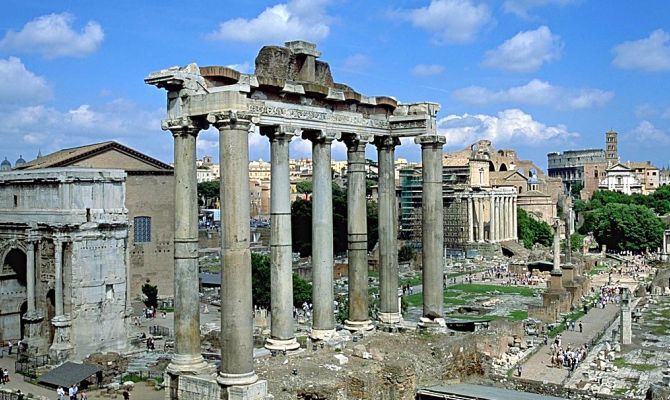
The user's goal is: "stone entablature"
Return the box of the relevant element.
[0,168,129,361]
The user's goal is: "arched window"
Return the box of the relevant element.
[134,216,152,243]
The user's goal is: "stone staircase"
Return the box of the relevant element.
[126,351,171,374]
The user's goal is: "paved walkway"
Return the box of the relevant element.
[519,303,620,384]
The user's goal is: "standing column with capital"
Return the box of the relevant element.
[49,236,74,363]
[163,117,213,376]
[493,195,501,242]
[465,197,475,243]
[209,112,258,386]
[375,135,402,326]
[505,197,511,240]
[341,133,374,332]
[260,125,300,351]
[489,196,496,243]
[26,238,37,315]
[23,235,44,353]
[417,135,446,328]
[303,129,338,339]
[477,198,485,243]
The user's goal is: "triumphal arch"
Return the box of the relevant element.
[146,41,447,399]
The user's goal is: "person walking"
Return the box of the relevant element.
[516,364,522,377]
[122,389,130,399]
[579,322,583,333]
[16,390,24,400]
[7,341,12,355]
[57,386,65,400]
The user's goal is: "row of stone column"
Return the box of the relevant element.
[467,195,517,243]
[164,114,446,387]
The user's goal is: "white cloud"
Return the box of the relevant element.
[207,0,331,43]
[634,103,657,118]
[662,107,670,119]
[483,26,562,72]
[22,133,45,145]
[226,62,252,74]
[452,79,613,110]
[628,121,670,145]
[613,29,670,72]
[1,99,162,142]
[400,0,492,44]
[503,0,576,19]
[411,64,445,76]
[0,57,52,104]
[0,13,103,58]
[341,54,371,71]
[438,109,577,147]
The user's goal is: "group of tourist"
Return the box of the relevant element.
[549,335,589,371]
[56,384,88,400]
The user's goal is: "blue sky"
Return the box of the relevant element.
[1,0,669,170]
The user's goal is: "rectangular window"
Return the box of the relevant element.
[134,216,152,243]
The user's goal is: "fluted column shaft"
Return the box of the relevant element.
[495,197,501,242]
[477,198,484,243]
[304,130,337,338]
[490,196,496,243]
[212,113,257,385]
[376,136,401,324]
[164,118,212,375]
[553,220,561,273]
[465,197,475,243]
[417,135,445,320]
[261,126,299,349]
[54,239,64,317]
[26,240,36,314]
[342,134,372,331]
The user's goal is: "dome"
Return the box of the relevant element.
[0,157,11,171]
[15,155,26,167]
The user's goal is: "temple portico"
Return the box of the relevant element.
[146,41,446,399]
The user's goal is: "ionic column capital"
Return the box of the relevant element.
[373,135,401,150]
[207,110,255,131]
[161,117,209,137]
[302,129,339,144]
[259,124,299,142]
[414,134,446,147]
[340,132,373,149]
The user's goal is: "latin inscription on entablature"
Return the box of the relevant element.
[389,120,427,130]
[248,100,390,130]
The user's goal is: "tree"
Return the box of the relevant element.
[579,203,666,253]
[291,182,377,257]
[251,253,271,307]
[197,181,219,206]
[296,180,313,195]
[251,252,312,308]
[570,182,583,198]
[141,283,158,309]
[517,208,553,249]
[570,233,584,252]
[398,244,416,262]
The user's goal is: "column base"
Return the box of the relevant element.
[166,353,216,376]
[49,315,74,364]
[378,312,402,324]
[223,379,272,400]
[310,328,336,341]
[217,371,259,387]
[344,319,375,333]
[417,317,446,333]
[264,337,301,353]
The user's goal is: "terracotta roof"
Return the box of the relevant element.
[16,141,173,171]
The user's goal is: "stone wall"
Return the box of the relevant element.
[126,173,174,299]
